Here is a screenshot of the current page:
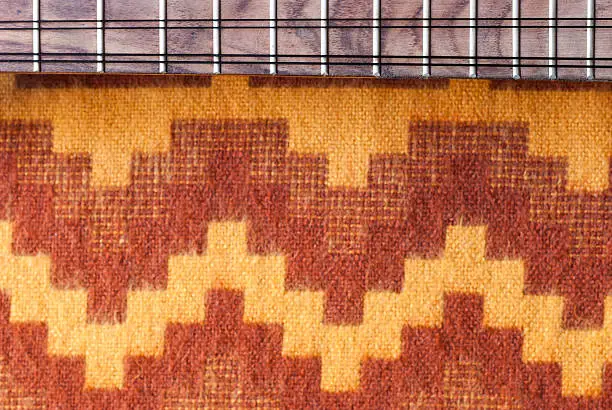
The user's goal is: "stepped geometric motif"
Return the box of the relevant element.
[0,75,610,408]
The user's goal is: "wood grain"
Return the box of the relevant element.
[105,0,158,73]
[248,75,449,87]
[431,0,470,77]
[221,0,268,74]
[0,0,608,79]
[40,0,96,72]
[381,0,422,77]
[0,0,32,72]
[520,0,548,79]
[14,73,212,87]
[167,0,213,73]
[477,0,512,78]
[328,0,372,76]
[557,0,587,79]
[278,0,320,75]
[490,78,612,90]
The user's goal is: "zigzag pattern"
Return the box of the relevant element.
[1,220,611,396]
[0,117,610,408]
[2,119,609,323]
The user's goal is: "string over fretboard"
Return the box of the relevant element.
[0,0,610,80]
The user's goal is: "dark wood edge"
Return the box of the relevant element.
[14,73,213,88]
[248,75,450,89]
[490,79,612,92]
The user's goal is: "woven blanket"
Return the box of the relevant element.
[0,74,610,409]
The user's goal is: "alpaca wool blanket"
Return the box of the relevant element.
[0,74,610,409]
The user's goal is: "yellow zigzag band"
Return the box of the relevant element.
[0,221,610,396]
[1,76,610,191]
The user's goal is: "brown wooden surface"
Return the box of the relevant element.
[520,0,548,79]
[328,0,372,76]
[381,0,422,77]
[14,72,213,87]
[477,0,512,78]
[0,0,610,79]
[221,0,269,74]
[431,0,470,77]
[557,0,586,79]
[168,0,213,73]
[278,0,320,75]
[40,0,96,72]
[105,0,158,72]
[0,0,32,71]
[248,74,449,87]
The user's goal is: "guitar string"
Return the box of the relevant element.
[0,16,606,75]
[1,17,608,21]
[2,53,608,60]
[1,18,608,29]
[1,58,609,68]
[1,22,609,29]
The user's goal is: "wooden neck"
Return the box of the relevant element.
[0,0,608,81]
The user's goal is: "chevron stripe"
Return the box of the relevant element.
[0,220,610,396]
[0,75,610,190]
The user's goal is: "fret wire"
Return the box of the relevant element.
[96,0,105,72]
[512,0,520,78]
[469,0,477,77]
[321,0,329,75]
[422,0,431,77]
[548,0,557,79]
[269,0,277,74]
[586,0,595,79]
[213,0,221,73]
[32,0,40,72]
[159,0,167,73]
[372,0,381,76]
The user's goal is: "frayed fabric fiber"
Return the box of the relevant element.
[0,74,610,409]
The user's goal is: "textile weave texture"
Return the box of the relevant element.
[0,74,610,409]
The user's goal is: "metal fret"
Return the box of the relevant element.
[213,0,221,73]
[269,0,277,74]
[159,0,167,73]
[422,0,431,77]
[0,6,609,78]
[373,0,381,76]
[96,0,105,72]
[32,0,40,72]
[321,0,329,75]
[512,0,520,78]
[469,0,477,77]
[586,0,595,79]
[548,0,557,79]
